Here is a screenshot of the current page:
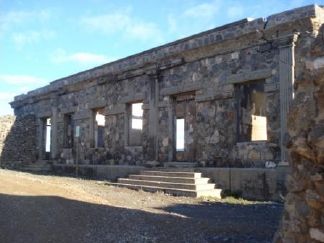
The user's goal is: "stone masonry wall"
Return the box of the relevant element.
[9,5,324,169]
[0,115,15,166]
[275,12,324,243]
[0,115,37,168]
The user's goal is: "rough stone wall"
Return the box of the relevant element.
[156,45,280,165]
[0,115,15,165]
[275,13,324,243]
[0,115,37,168]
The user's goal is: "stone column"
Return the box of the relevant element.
[278,33,299,164]
[147,70,159,161]
[37,118,44,160]
[51,106,58,159]
[167,97,175,162]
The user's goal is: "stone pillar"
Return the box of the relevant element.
[147,70,160,161]
[89,110,95,148]
[37,118,44,160]
[167,97,174,162]
[278,33,299,164]
[51,106,58,159]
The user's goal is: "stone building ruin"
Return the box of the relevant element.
[1,5,324,205]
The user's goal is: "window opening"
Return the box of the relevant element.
[176,118,185,151]
[45,118,51,152]
[94,109,105,148]
[131,103,143,130]
[237,81,267,142]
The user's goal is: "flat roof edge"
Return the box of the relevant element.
[12,4,321,104]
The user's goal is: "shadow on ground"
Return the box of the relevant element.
[157,201,283,242]
[0,193,282,243]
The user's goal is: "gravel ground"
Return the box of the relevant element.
[0,169,283,243]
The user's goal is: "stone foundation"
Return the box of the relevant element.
[53,164,287,201]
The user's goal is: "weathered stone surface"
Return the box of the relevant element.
[0,115,37,168]
[0,115,15,164]
[276,6,324,242]
[10,6,320,168]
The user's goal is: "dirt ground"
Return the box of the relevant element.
[0,169,283,243]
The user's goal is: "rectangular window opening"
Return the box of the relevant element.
[131,102,143,130]
[176,118,185,151]
[128,102,143,146]
[237,80,268,142]
[94,108,105,148]
[45,118,51,153]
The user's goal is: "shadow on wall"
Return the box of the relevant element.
[0,115,38,169]
[0,193,283,243]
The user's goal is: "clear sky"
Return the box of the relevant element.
[0,0,319,115]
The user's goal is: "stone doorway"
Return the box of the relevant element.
[173,92,196,162]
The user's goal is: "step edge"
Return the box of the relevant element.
[107,183,212,193]
[118,178,215,186]
[129,175,209,180]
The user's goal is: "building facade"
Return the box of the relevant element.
[5,5,324,170]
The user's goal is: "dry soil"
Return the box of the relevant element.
[0,169,283,243]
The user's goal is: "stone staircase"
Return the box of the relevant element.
[108,170,222,198]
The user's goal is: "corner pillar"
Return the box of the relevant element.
[278,33,299,164]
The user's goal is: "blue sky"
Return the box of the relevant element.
[0,0,319,115]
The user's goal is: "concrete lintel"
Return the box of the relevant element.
[60,107,77,114]
[73,111,91,120]
[195,92,233,102]
[227,69,273,84]
[88,100,106,110]
[121,94,145,104]
[37,111,52,118]
[160,83,201,96]
[105,104,126,116]
[196,85,234,102]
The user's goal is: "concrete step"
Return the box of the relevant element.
[140,170,202,178]
[129,174,210,184]
[107,182,222,198]
[118,178,215,190]
[163,162,198,168]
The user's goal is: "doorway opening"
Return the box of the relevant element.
[173,92,196,162]
[176,118,185,151]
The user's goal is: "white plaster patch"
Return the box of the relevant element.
[271,69,277,75]
[192,73,199,82]
[209,130,220,144]
[231,52,239,60]
[163,96,169,101]
[310,228,324,242]
[306,56,324,70]
[215,57,222,64]
[162,137,168,147]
